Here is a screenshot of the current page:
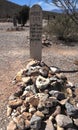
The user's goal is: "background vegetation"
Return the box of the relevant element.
[17,5,30,26]
[44,0,78,43]
[44,14,78,42]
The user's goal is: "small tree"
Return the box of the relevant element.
[17,5,30,26]
[44,0,78,42]
[45,0,78,24]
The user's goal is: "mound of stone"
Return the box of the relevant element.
[7,60,78,130]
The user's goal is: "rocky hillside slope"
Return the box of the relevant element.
[0,0,21,18]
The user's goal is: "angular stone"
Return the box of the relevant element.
[25,84,37,94]
[49,77,57,82]
[9,94,17,101]
[36,75,50,90]
[26,95,39,107]
[65,102,78,117]
[51,105,61,117]
[29,106,36,114]
[15,69,24,82]
[76,103,78,108]
[26,60,37,70]
[25,119,30,129]
[26,66,40,76]
[22,77,31,84]
[23,90,33,97]
[44,99,54,108]
[56,73,67,81]
[21,104,27,113]
[37,101,45,111]
[23,100,30,111]
[49,90,65,100]
[30,115,42,130]
[7,120,17,130]
[59,97,69,105]
[39,67,49,78]
[8,99,23,108]
[14,87,23,97]
[45,120,55,130]
[57,125,64,130]
[66,88,73,97]
[73,118,78,127]
[7,105,12,116]
[50,81,63,91]
[55,114,73,128]
[34,111,44,118]
[22,112,32,120]
[13,116,25,130]
[50,66,60,73]
[11,110,20,118]
[42,107,49,115]
[48,97,59,107]
[37,93,48,101]
[66,81,74,88]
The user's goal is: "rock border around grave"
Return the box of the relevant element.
[7,60,78,130]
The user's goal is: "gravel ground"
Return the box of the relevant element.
[0,22,78,130]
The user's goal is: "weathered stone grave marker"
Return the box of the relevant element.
[30,4,42,61]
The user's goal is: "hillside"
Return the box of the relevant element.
[0,0,22,18]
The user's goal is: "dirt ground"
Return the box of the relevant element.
[0,22,78,130]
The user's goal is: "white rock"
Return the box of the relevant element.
[56,114,73,128]
[7,120,17,130]
[36,75,50,89]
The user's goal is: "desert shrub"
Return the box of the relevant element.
[44,14,78,42]
[17,5,30,26]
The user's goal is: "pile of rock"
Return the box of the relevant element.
[42,34,51,46]
[7,60,78,130]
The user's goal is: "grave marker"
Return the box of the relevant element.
[30,5,42,61]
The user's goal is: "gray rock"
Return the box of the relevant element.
[26,66,40,76]
[55,114,73,128]
[41,107,49,115]
[50,81,63,91]
[39,68,48,78]
[50,66,60,73]
[25,84,37,94]
[56,73,67,81]
[65,102,78,117]
[49,77,57,82]
[30,115,42,130]
[49,90,65,100]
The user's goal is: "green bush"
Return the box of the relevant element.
[17,5,30,26]
[44,14,78,42]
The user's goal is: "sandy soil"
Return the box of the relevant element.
[0,22,78,129]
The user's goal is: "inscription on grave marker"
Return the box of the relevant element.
[30,5,42,61]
